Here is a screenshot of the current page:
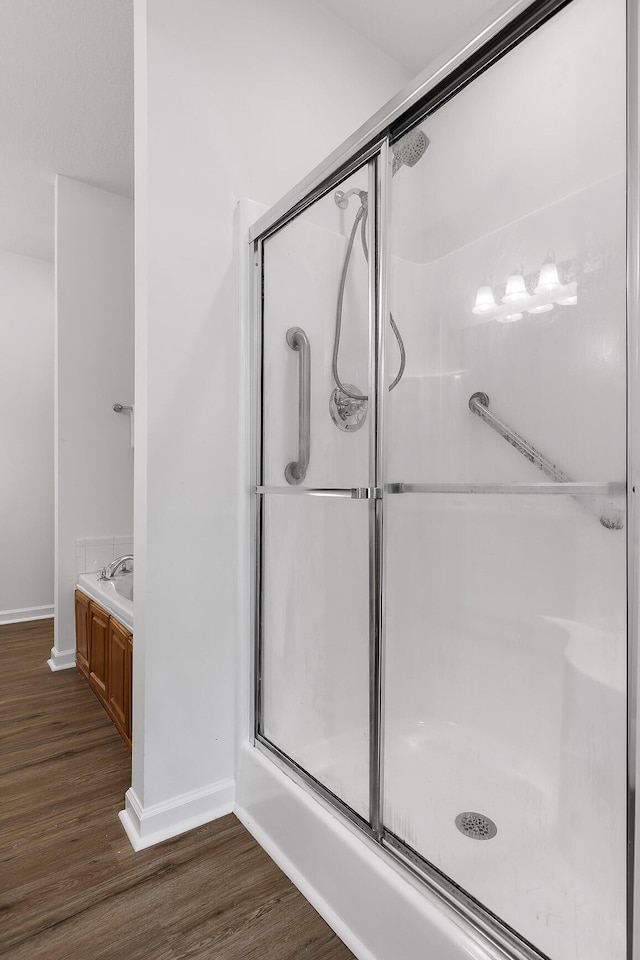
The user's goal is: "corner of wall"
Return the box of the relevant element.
[47,645,76,671]
[118,779,235,851]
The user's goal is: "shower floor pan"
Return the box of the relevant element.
[298,717,624,960]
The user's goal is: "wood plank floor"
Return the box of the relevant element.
[0,620,355,960]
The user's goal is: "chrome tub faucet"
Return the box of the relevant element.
[98,555,133,581]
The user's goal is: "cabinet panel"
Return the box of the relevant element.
[74,591,90,678]
[126,634,133,743]
[88,601,109,706]
[108,617,132,748]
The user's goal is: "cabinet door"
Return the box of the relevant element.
[108,617,132,749]
[88,601,109,706]
[126,634,133,744]
[74,591,90,678]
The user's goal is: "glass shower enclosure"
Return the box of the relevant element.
[250,1,632,958]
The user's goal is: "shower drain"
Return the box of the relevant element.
[455,811,497,840]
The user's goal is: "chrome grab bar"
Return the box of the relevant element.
[285,327,311,485]
[468,392,624,530]
[388,481,625,496]
[469,392,570,483]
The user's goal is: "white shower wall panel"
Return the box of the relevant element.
[384,170,626,777]
[387,174,626,481]
[384,494,569,779]
[386,172,626,638]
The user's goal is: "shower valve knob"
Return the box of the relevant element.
[329,384,368,432]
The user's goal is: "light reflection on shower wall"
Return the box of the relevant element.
[384,0,626,958]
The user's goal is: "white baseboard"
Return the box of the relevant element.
[1,604,54,625]
[47,646,76,671]
[119,778,235,852]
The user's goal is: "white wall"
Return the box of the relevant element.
[52,176,134,669]
[127,0,409,843]
[0,249,53,621]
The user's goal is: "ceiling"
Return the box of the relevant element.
[314,0,510,75]
[0,0,133,261]
[0,0,512,263]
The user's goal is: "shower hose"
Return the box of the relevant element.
[332,199,406,401]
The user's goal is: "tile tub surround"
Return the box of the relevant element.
[75,535,134,577]
[77,571,133,631]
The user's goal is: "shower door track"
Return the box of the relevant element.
[258,481,625,496]
[249,1,639,959]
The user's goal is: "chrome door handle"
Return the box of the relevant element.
[285,327,311,484]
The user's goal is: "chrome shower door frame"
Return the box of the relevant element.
[628,3,640,959]
[250,0,638,958]
[251,141,387,840]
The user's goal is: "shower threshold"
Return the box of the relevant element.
[295,717,625,960]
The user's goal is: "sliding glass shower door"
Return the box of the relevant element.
[256,159,380,821]
[383,1,627,958]
[253,1,629,958]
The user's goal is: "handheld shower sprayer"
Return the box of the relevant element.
[391,128,430,175]
[333,129,430,211]
[329,127,429,431]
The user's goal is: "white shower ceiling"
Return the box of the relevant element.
[314,0,512,76]
[0,0,133,262]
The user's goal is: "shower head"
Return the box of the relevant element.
[391,128,430,175]
[334,129,429,208]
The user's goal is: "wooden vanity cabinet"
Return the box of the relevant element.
[74,590,90,679]
[74,591,132,749]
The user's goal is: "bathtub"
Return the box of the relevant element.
[76,571,133,631]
